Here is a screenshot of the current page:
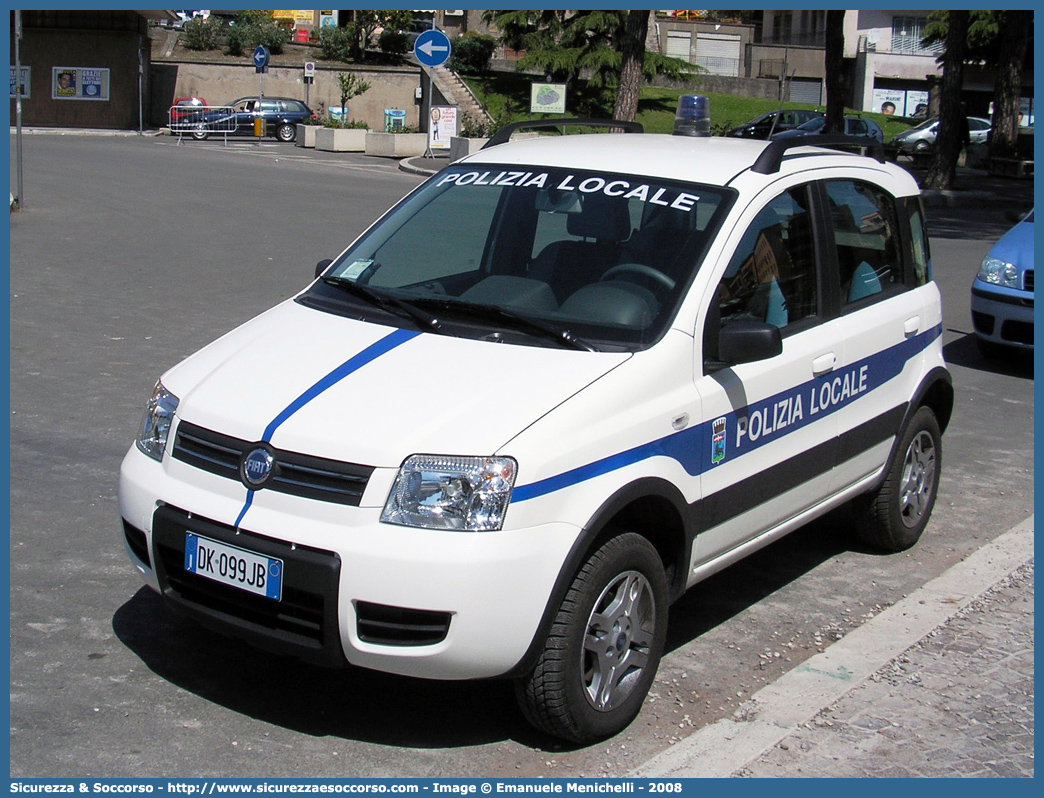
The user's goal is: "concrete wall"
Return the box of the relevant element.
[149,61,424,131]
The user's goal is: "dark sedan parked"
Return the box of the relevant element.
[726,109,824,139]
[180,97,316,142]
[770,115,884,142]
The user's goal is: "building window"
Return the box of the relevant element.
[891,16,943,56]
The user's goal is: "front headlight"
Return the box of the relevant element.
[978,256,1020,288]
[382,455,518,532]
[136,381,179,461]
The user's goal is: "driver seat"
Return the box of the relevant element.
[529,194,632,303]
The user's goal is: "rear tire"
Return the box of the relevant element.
[276,123,296,142]
[191,124,209,141]
[855,405,941,552]
[515,533,668,743]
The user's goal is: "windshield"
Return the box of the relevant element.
[302,164,734,351]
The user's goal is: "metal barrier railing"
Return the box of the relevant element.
[169,105,239,145]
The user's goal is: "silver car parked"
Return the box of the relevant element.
[887,116,991,157]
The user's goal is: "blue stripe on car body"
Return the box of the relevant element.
[513,325,940,503]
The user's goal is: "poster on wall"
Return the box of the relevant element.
[428,106,457,150]
[52,67,110,101]
[871,88,905,117]
[872,88,929,118]
[904,91,928,118]
[10,66,30,98]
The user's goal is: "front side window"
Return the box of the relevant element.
[717,187,817,331]
[303,165,733,350]
[824,180,903,306]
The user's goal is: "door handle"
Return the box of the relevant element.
[904,316,921,337]
[812,353,836,377]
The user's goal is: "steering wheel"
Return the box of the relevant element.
[601,263,676,292]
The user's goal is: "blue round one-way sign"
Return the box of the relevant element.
[252,45,270,70]
[414,29,451,68]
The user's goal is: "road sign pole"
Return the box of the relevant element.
[413,27,452,160]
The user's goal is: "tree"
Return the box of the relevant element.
[336,72,371,127]
[923,11,1034,161]
[823,10,845,134]
[924,10,969,190]
[350,10,413,61]
[978,11,1032,159]
[612,10,648,122]
[484,10,698,118]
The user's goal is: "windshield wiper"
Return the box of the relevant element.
[321,276,442,332]
[412,298,597,352]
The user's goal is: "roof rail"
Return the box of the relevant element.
[482,118,643,150]
[751,135,886,175]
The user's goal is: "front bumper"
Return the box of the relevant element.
[119,445,580,680]
[971,280,1034,350]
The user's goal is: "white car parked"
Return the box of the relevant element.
[120,115,953,743]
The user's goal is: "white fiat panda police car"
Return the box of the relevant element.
[120,112,953,743]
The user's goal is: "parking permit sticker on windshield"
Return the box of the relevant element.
[341,260,374,280]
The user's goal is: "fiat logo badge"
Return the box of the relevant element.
[241,446,275,488]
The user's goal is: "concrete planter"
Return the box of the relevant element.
[449,136,490,162]
[315,127,368,152]
[365,131,427,158]
[295,124,318,148]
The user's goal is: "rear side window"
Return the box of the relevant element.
[717,187,817,330]
[823,180,903,307]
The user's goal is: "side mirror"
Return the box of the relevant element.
[315,258,332,279]
[717,320,783,366]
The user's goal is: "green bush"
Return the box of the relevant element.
[448,32,497,74]
[225,13,290,57]
[377,29,409,57]
[459,112,494,138]
[318,25,357,62]
[182,17,222,51]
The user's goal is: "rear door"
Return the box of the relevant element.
[692,180,842,570]
[818,177,930,492]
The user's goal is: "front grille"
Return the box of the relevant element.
[172,420,373,506]
[1025,270,1034,293]
[152,506,344,666]
[355,601,452,647]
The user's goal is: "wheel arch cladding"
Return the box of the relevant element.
[503,477,692,679]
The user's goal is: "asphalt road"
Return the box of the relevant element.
[8,134,1034,778]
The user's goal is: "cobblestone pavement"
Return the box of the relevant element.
[737,561,1034,778]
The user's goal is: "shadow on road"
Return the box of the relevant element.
[944,330,1034,379]
[112,509,872,752]
[113,587,529,749]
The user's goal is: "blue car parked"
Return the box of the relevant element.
[971,209,1034,355]
[179,97,316,143]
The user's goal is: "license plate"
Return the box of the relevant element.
[184,533,283,601]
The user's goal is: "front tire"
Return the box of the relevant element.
[855,405,941,552]
[276,123,296,142]
[515,533,668,743]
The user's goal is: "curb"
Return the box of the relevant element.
[919,189,1012,208]
[10,127,165,137]
[398,155,448,177]
[633,515,1034,778]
